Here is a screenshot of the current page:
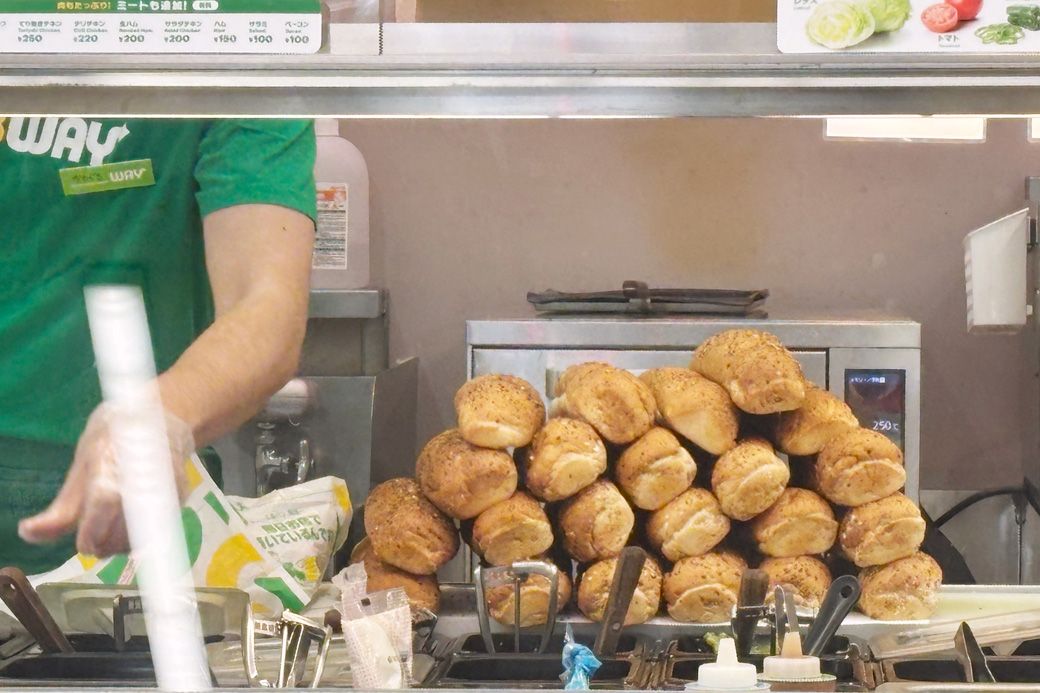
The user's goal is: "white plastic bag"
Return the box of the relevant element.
[28,455,352,617]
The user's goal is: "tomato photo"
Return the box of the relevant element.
[921,3,961,32]
[945,0,983,21]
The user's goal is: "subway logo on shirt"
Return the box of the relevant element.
[1,117,129,166]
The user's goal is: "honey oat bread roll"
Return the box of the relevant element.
[558,480,636,563]
[751,488,838,558]
[690,329,807,415]
[455,374,545,449]
[858,552,942,620]
[775,385,859,457]
[759,556,832,610]
[472,491,554,566]
[615,427,697,511]
[552,363,656,444]
[663,551,747,623]
[646,488,730,562]
[839,493,926,568]
[350,538,441,613]
[523,418,607,502]
[577,555,663,625]
[416,429,518,520]
[364,478,460,575]
[711,438,790,521]
[638,368,740,455]
[486,568,573,627]
[814,428,907,507]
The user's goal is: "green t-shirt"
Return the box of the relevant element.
[0,117,317,573]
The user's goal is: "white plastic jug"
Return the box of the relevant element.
[312,119,370,289]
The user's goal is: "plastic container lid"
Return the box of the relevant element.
[694,638,762,690]
[762,632,822,680]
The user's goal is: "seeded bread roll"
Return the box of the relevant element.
[350,538,441,613]
[638,368,740,455]
[663,551,747,623]
[711,438,790,521]
[558,480,636,563]
[364,478,460,575]
[486,568,573,627]
[839,493,926,568]
[690,329,807,415]
[577,555,663,625]
[814,428,907,507]
[751,488,838,558]
[552,363,657,444]
[416,429,518,520]
[858,552,942,620]
[472,491,554,566]
[615,427,697,511]
[646,488,730,562]
[776,385,860,457]
[455,374,545,450]
[759,556,832,609]
[523,418,607,502]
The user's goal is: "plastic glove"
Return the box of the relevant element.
[18,404,195,558]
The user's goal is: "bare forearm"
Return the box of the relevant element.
[158,284,308,447]
[158,204,315,448]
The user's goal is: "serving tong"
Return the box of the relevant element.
[730,572,862,660]
[458,548,651,688]
[242,606,333,688]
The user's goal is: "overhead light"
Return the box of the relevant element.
[824,116,987,142]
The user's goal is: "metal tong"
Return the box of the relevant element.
[773,584,801,653]
[0,567,73,655]
[803,575,861,657]
[242,606,333,688]
[731,569,770,660]
[594,546,647,658]
[474,560,561,655]
[954,621,997,684]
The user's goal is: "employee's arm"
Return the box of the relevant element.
[19,203,314,554]
[160,203,314,446]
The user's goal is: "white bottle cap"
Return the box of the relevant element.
[315,118,340,137]
[696,638,760,690]
[762,632,822,680]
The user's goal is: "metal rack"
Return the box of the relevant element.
[8,22,1040,117]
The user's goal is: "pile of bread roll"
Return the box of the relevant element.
[354,328,942,626]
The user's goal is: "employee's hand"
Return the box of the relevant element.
[17,404,195,557]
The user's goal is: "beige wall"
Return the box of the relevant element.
[340,117,1035,490]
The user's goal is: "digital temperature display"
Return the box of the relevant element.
[844,369,906,449]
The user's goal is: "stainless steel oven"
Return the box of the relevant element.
[465,315,921,500]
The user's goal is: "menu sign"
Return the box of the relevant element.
[0,0,321,53]
[779,0,1040,52]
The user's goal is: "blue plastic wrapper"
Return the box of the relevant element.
[561,624,602,690]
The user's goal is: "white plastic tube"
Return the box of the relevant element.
[84,285,211,692]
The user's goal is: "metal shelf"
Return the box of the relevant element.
[308,288,385,319]
[6,23,1040,116]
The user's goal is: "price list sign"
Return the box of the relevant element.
[0,0,321,53]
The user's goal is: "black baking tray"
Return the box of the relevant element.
[528,282,768,316]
